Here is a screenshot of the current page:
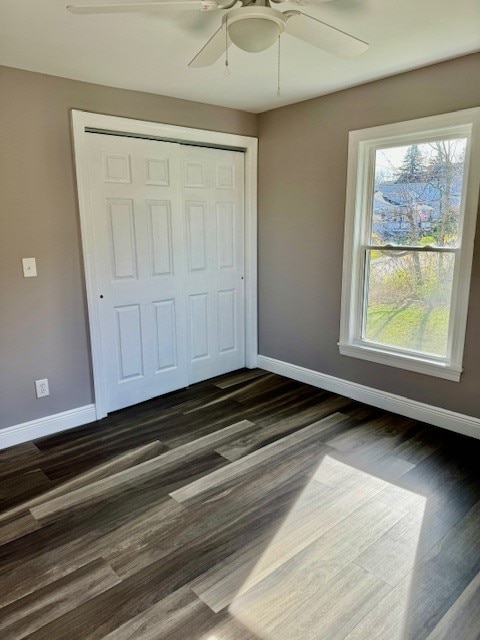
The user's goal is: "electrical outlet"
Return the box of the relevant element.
[35,378,49,398]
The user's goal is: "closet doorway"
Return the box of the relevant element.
[72,111,257,418]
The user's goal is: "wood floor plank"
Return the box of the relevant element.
[0,441,41,461]
[0,454,226,610]
[325,413,415,455]
[0,468,52,505]
[0,440,165,522]
[388,423,445,464]
[193,617,259,640]
[102,584,257,640]
[376,482,428,513]
[37,416,173,457]
[355,510,425,586]
[326,444,417,485]
[309,451,404,489]
[0,442,44,481]
[426,570,480,640]
[233,479,402,587]
[214,368,269,389]
[170,413,346,506]
[223,373,292,403]
[0,511,40,547]
[190,479,335,612]
[38,430,170,482]
[23,498,300,638]
[192,494,403,613]
[183,375,292,414]
[0,497,182,611]
[235,386,340,432]
[30,420,256,522]
[367,474,480,591]
[179,385,318,444]
[343,576,413,640]
[404,498,480,639]
[342,404,380,421]
[399,440,478,498]
[0,559,121,639]
[107,440,331,579]
[215,396,355,462]
[158,400,255,447]
[231,561,391,640]
[102,587,204,639]
[189,525,282,614]
[418,474,480,558]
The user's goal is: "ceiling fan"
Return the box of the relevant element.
[67,0,369,67]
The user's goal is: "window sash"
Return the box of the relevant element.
[357,245,458,361]
[360,134,471,255]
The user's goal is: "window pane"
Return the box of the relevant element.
[363,250,455,357]
[371,138,467,247]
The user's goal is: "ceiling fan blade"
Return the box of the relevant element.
[284,11,368,57]
[188,24,229,67]
[67,1,219,14]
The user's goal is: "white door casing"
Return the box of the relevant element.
[72,111,257,419]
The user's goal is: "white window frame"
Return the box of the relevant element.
[339,107,480,382]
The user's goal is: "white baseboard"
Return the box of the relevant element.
[0,405,97,450]
[3,358,479,450]
[257,355,480,440]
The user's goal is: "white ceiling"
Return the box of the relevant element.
[0,0,479,113]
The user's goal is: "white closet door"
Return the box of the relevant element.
[181,145,245,383]
[85,133,245,413]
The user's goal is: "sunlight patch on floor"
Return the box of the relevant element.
[227,454,426,640]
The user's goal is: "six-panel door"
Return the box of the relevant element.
[86,134,245,412]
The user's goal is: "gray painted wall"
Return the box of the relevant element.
[2,54,480,431]
[257,53,480,418]
[0,66,257,429]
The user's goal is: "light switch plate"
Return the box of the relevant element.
[22,257,37,278]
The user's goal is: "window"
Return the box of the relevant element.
[339,108,480,381]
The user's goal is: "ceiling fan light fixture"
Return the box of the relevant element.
[228,18,279,52]
[225,7,286,53]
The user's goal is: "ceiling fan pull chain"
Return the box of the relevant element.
[224,13,231,77]
[276,35,281,97]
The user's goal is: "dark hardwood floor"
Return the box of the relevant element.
[1,369,480,639]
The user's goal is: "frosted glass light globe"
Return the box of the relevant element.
[225,7,286,53]
[228,17,281,52]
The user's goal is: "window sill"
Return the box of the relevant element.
[338,342,462,382]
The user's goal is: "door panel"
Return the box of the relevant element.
[153,299,178,372]
[86,134,245,412]
[181,145,245,384]
[186,202,207,272]
[216,202,236,269]
[145,157,170,186]
[189,293,210,360]
[115,305,143,380]
[218,289,236,353]
[147,200,174,277]
[107,199,137,279]
[102,152,131,183]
